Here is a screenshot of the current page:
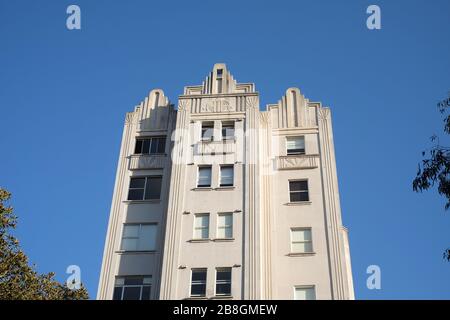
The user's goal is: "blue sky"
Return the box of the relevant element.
[0,0,449,299]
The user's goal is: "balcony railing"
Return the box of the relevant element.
[195,139,236,155]
[128,154,167,170]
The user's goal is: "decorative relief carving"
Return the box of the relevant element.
[245,96,258,109]
[178,99,191,111]
[129,155,166,170]
[318,107,330,120]
[200,97,235,113]
[276,154,319,170]
[125,112,135,124]
[259,112,270,124]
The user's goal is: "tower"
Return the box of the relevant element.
[97,63,354,300]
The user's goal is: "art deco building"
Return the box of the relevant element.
[97,63,354,300]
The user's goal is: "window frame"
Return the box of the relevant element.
[113,276,152,300]
[221,121,235,140]
[193,213,210,240]
[215,267,232,296]
[216,69,223,94]
[290,228,313,254]
[286,136,305,155]
[120,223,157,252]
[201,121,214,141]
[127,176,163,201]
[217,212,233,239]
[197,166,212,188]
[190,268,207,297]
[293,285,316,300]
[219,165,234,187]
[289,180,309,203]
[134,136,166,155]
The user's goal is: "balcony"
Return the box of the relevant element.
[128,154,167,170]
[275,154,319,170]
[195,139,235,155]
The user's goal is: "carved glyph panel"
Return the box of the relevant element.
[200,97,236,113]
[276,154,319,170]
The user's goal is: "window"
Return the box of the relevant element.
[215,268,232,296]
[201,122,214,141]
[286,136,305,155]
[197,166,212,187]
[222,121,235,140]
[289,180,309,202]
[190,269,207,297]
[127,176,162,200]
[220,165,234,187]
[291,228,313,253]
[217,213,233,239]
[113,276,152,300]
[216,69,223,94]
[193,214,210,239]
[120,224,157,251]
[134,137,166,154]
[294,286,316,300]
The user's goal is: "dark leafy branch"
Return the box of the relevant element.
[412,93,450,261]
[0,188,89,300]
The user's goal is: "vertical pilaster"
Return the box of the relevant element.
[159,100,191,299]
[243,96,262,299]
[152,108,177,299]
[259,112,274,299]
[318,107,352,299]
[97,112,135,299]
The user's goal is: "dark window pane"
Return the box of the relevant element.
[128,189,144,200]
[122,287,141,300]
[290,192,301,202]
[290,191,309,202]
[216,270,231,281]
[134,140,143,154]
[113,287,123,300]
[287,148,305,155]
[298,181,308,190]
[216,283,231,295]
[144,177,162,200]
[124,277,143,285]
[150,139,158,154]
[192,271,207,282]
[290,181,307,191]
[289,181,301,191]
[157,138,166,153]
[141,286,151,300]
[191,284,206,296]
[142,139,151,154]
[197,183,211,187]
[298,192,309,201]
[130,178,146,189]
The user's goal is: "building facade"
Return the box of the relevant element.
[97,63,354,300]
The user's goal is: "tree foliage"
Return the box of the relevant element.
[0,188,89,300]
[413,93,450,261]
